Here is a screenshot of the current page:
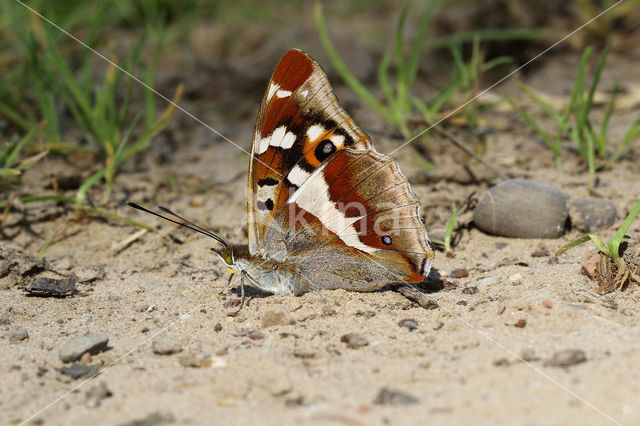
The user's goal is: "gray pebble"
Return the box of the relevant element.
[9,329,29,342]
[58,333,109,362]
[545,349,586,367]
[568,197,617,232]
[373,387,419,405]
[474,179,568,238]
[59,363,100,379]
[152,335,182,355]
[398,318,418,331]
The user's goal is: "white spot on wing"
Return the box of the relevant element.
[287,165,310,187]
[270,126,287,148]
[276,90,292,98]
[267,83,279,102]
[301,89,309,97]
[256,136,270,155]
[306,125,325,142]
[281,131,296,149]
[330,134,345,148]
[288,165,376,254]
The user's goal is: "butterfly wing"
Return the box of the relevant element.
[247,49,373,255]
[264,149,434,290]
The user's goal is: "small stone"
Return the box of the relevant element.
[569,197,617,232]
[59,363,100,380]
[531,248,550,257]
[520,348,538,362]
[443,281,458,291]
[292,348,316,359]
[151,335,182,355]
[214,323,223,332]
[58,333,109,363]
[340,333,369,349]
[398,318,418,331]
[497,304,506,315]
[9,329,29,342]
[0,318,12,325]
[285,396,306,407]
[514,319,527,328]
[457,300,467,306]
[25,277,76,297]
[248,331,265,340]
[141,327,150,333]
[85,383,112,408]
[223,298,241,309]
[494,358,510,367]
[80,352,92,364]
[542,299,553,308]
[461,286,478,295]
[261,307,295,328]
[36,366,48,377]
[474,179,568,238]
[178,354,212,368]
[450,268,469,278]
[373,387,419,405]
[545,349,587,367]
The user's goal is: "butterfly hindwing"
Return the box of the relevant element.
[247,49,373,255]
[264,149,434,290]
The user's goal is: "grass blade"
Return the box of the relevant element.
[607,200,640,261]
[444,203,458,255]
[314,3,395,128]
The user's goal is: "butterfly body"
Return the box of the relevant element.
[221,245,310,295]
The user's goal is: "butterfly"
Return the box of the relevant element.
[129,49,434,305]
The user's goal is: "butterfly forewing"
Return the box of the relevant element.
[248,49,373,255]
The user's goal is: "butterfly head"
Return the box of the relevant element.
[211,245,236,273]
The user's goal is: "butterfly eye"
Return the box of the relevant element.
[381,235,392,246]
[315,140,336,162]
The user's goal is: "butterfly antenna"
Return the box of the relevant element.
[126,201,228,248]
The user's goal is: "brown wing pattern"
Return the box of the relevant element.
[247,49,373,255]
[264,149,434,290]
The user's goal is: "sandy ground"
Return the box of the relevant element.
[2,22,640,426]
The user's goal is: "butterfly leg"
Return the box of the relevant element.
[218,273,235,295]
[224,272,245,316]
